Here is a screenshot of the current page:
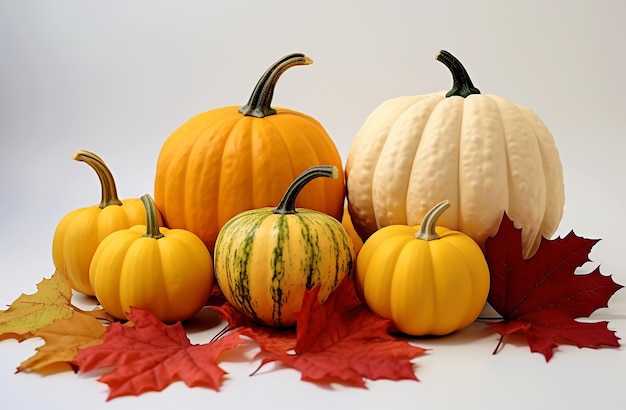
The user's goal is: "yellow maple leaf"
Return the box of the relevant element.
[0,270,74,341]
[0,270,112,341]
[17,311,106,374]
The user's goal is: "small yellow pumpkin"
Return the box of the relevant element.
[154,53,345,254]
[356,200,490,336]
[214,165,354,328]
[52,150,155,296]
[89,194,213,323]
[346,50,564,258]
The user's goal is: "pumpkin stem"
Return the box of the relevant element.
[141,194,165,239]
[436,50,481,98]
[238,53,313,118]
[415,200,450,241]
[273,165,338,215]
[72,150,123,209]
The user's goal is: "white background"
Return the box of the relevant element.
[1,1,625,409]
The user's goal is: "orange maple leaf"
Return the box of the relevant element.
[74,307,246,400]
[17,311,106,374]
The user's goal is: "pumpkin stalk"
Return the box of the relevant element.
[273,165,338,215]
[436,50,481,98]
[141,194,165,239]
[415,200,450,241]
[72,149,123,209]
[238,53,313,118]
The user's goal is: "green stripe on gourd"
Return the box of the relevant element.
[215,210,264,323]
[213,165,355,328]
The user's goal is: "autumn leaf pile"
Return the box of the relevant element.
[1,214,623,401]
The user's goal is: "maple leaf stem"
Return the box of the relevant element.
[69,303,114,324]
[69,304,87,313]
[492,335,505,355]
[476,315,504,321]
[210,324,232,342]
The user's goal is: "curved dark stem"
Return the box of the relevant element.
[273,165,338,215]
[492,334,506,355]
[239,53,312,118]
[210,324,233,342]
[476,316,505,321]
[436,50,481,98]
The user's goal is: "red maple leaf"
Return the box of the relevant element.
[74,307,245,400]
[206,283,228,307]
[484,213,623,361]
[210,302,297,355]
[253,277,427,387]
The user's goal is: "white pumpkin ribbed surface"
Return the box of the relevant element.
[345,92,565,258]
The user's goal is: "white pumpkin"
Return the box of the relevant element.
[345,50,564,258]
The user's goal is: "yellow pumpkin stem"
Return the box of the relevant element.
[238,53,313,118]
[273,165,338,215]
[141,194,164,239]
[72,150,123,209]
[436,50,481,98]
[415,200,451,241]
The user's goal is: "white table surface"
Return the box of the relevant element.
[1,1,625,409]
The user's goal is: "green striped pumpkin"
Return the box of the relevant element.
[214,165,355,328]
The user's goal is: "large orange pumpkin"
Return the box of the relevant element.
[154,53,345,252]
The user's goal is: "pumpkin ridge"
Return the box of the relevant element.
[252,117,298,208]
[516,104,564,251]
[455,95,506,241]
[374,97,440,230]
[133,236,170,320]
[156,120,205,229]
[491,93,515,224]
[393,239,435,334]
[211,116,252,226]
[490,95,545,256]
[442,241,470,333]
[404,96,460,229]
[91,229,137,319]
[455,98,466,229]
[508,99,549,213]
